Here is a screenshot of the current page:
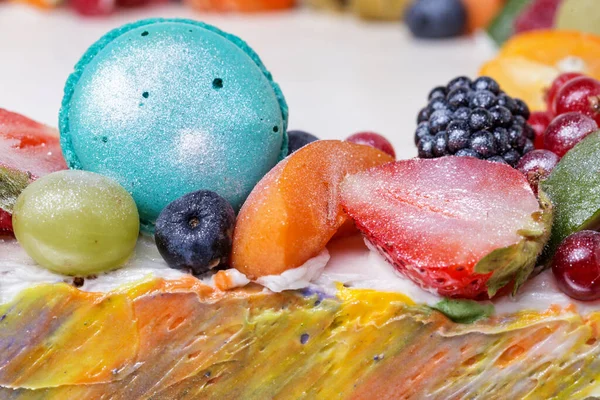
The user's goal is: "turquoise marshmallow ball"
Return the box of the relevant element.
[60,18,288,232]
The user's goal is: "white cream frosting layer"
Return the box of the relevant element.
[1,234,599,315]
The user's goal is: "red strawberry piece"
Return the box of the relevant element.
[0,109,67,234]
[340,156,552,299]
[514,0,562,34]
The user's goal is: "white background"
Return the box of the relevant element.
[0,4,495,159]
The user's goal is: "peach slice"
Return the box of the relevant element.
[231,140,393,279]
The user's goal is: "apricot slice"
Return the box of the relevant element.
[479,30,600,111]
[231,140,393,279]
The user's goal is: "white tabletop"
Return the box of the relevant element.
[0,4,496,159]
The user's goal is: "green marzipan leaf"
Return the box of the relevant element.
[486,0,532,46]
[432,298,494,324]
[475,192,553,298]
[0,165,31,213]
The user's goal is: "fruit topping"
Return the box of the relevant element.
[340,156,552,299]
[513,0,561,35]
[346,131,396,158]
[540,131,600,258]
[554,76,600,126]
[405,0,466,39]
[480,31,600,111]
[556,0,600,36]
[543,112,598,157]
[12,170,139,276]
[516,149,559,196]
[71,0,115,15]
[546,72,583,114]
[0,109,68,234]
[231,140,393,279]
[528,111,552,149]
[155,190,235,276]
[287,130,319,155]
[415,76,534,166]
[552,230,600,301]
[462,0,504,33]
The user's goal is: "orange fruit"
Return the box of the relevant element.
[479,30,600,111]
[231,140,393,279]
[462,0,504,32]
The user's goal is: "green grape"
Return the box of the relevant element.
[556,0,600,35]
[12,170,140,275]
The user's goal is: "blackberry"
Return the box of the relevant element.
[414,76,534,167]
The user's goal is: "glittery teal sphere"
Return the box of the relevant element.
[59,18,288,232]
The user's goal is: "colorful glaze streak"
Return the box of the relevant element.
[1,279,600,399]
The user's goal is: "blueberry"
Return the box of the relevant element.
[513,99,530,119]
[447,87,471,109]
[492,127,510,154]
[418,136,435,158]
[415,122,431,145]
[513,115,527,126]
[429,109,453,133]
[447,76,472,92]
[446,120,470,153]
[453,107,471,121]
[470,90,497,109]
[428,97,450,112]
[489,106,512,127]
[496,93,517,113]
[433,131,448,157]
[155,190,236,276]
[523,124,535,140]
[455,148,481,159]
[428,86,447,100]
[508,125,526,151]
[405,0,467,39]
[487,155,508,164]
[523,139,534,154]
[503,150,521,167]
[469,130,497,157]
[417,107,431,123]
[468,108,493,131]
[472,77,500,95]
[287,130,319,155]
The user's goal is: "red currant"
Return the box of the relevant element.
[0,210,13,236]
[552,230,600,301]
[554,76,600,125]
[71,0,115,15]
[516,149,559,195]
[546,72,583,114]
[346,132,396,159]
[528,111,552,149]
[543,112,598,157]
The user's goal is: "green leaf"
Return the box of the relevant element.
[486,0,532,46]
[475,193,552,297]
[0,165,31,213]
[432,298,494,324]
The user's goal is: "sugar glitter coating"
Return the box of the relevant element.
[59,19,288,232]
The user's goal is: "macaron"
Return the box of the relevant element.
[60,18,288,232]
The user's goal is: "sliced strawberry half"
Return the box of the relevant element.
[0,109,67,234]
[340,157,552,299]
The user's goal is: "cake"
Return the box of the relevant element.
[2,18,600,400]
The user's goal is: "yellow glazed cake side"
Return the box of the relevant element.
[1,278,600,399]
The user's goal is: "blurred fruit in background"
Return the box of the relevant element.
[556,0,600,35]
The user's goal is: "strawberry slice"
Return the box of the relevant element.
[340,157,552,299]
[0,109,67,234]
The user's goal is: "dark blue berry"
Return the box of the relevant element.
[287,130,319,155]
[523,124,535,140]
[503,150,521,166]
[489,106,513,127]
[453,107,471,121]
[433,131,448,157]
[417,107,431,123]
[469,130,497,157]
[447,76,472,92]
[429,97,450,112]
[496,93,517,113]
[418,136,435,158]
[492,127,510,154]
[155,190,236,276]
[455,148,481,159]
[472,77,500,95]
[428,86,447,100]
[508,125,526,151]
[487,155,508,164]
[405,0,467,39]
[514,99,530,119]
[446,120,470,153]
[415,122,431,145]
[429,109,453,133]
[447,87,471,109]
[523,139,534,154]
[513,115,527,126]
[468,108,493,131]
[470,90,497,109]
